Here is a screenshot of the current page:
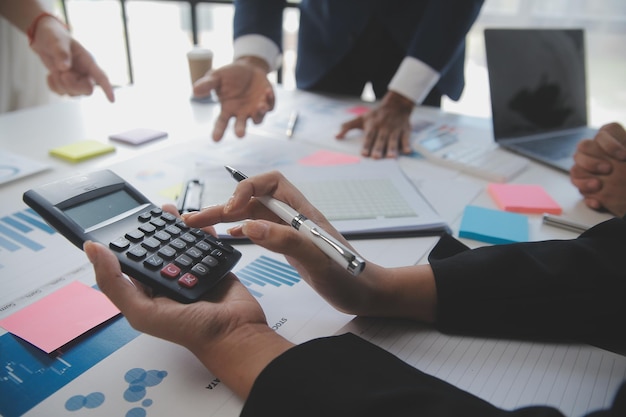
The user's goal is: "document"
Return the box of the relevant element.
[183,157,449,240]
[340,316,626,416]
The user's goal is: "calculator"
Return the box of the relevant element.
[23,170,241,303]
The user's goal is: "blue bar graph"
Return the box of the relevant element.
[237,256,301,298]
[0,209,57,255]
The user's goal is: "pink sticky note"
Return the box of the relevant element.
[0,281,120,353]
[298,150,361,166]
[347,105,371,115]
[488,183,562,214]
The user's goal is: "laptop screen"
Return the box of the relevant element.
[485,29,588,140]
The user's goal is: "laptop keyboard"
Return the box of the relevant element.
[513,132,584,160]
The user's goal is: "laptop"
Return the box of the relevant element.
[484,28,597,172]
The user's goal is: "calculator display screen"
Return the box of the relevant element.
[64,189,143,229]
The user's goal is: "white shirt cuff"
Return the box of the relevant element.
[388,57,440,104]
[233,34,282,72]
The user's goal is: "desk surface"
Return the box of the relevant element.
[0,86,617,417]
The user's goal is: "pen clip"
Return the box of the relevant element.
[309,226,366,276]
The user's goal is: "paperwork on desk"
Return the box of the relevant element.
[184,158,450,240]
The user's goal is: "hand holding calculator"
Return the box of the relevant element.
[23,170,241,303]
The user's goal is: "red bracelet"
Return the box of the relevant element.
[27,12,67,45]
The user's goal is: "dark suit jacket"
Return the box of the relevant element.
[234,0,484,100]
[240,216,626,416]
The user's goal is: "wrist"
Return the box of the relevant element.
[371,264,437,322]
[193,323,294,399]
[27,12,67,45]
[381,90,415,114]
[235,56,271,74]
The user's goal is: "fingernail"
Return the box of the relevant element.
[83,241,97,264]
[597,162,611,174]
[241,221,269,240]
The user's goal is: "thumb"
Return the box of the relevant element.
[84,241,139,309]
[336,117,363,139]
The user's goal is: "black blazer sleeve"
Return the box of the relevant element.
[429,216,626,344]
[241,333,625,417]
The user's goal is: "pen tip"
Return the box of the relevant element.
[224,165,234,174]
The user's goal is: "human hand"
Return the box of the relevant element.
[85,204,292,399]
[335,91,414,159]
[30,16,115,102]
[181,171,438,321]
[193,58,275,141]
[570,123,626,217]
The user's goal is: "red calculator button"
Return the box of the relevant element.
[160,263,180,279]
[178,273,198,288]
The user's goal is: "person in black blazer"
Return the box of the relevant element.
[194,0,484,159]
[88,169,626,417]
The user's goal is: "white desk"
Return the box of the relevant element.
[0,86,617,417]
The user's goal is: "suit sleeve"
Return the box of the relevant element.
[429,217,626,344]
[401,0,483,73]
[241,333,624,417]
[233,0,285,49]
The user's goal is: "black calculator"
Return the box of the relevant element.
[23,169,241,303]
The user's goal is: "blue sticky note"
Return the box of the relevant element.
[459,205,528,244]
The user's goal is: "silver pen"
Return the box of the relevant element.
[286,110,299,138]
[542,213,589,234]
[225,166,366,276]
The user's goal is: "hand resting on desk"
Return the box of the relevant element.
[571,122,626,217]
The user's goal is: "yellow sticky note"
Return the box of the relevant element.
[49,140,115,163]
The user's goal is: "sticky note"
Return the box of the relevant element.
[298,150,361,166]
[487,183,562,214]
[0,281,120,353]
[459,205,528,244]
[49,140,115,162]
[109,128,168,145]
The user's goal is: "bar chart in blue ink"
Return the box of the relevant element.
[0,207,86,312]
[236,255,301,298]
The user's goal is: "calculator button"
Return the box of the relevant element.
[125,229,145,242]
[150,208,163,216]
[164,225,182,236]
[175,219,189,231]
[191,263,210,277]
[185,247,203,260]
[180,233,196,244]
[138,212,152,222]
[174,254,193,269]
[201,255,219,268]
[157,246,177,260]
[144,255,164,269]
[141,237,161,251]
[150,218,166,229]
[169,238,187,251]
[154,231,171,243]
[178,273,198,288]
[161,212,177,223]
[127,246,148,260]
[210,249,225,259]
[161,263,180,279]
[206,236,234,253]
[190,228,205,238]
[110,237,130,251]
[195,240,212,252]
[139,223,157,235]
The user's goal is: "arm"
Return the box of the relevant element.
[193,0,284,141]
[183,171,626,345]
[336,0,484,159]
[0,0,114,102]
[571,122,626,217]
